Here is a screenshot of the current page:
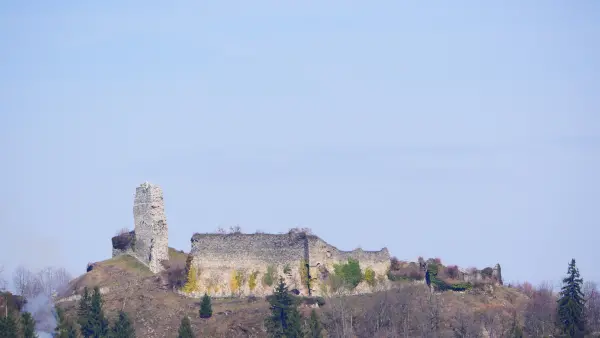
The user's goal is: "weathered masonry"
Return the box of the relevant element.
[112,182,169,274]
[186,232,391,297]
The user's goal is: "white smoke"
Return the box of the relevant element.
[18,266,72,337]
[22,292,57,335]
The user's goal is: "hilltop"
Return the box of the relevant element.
[51,182,529,337]
[56,246,529,338]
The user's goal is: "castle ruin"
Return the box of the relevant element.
[111,182,501,298]
[112,182,391,296]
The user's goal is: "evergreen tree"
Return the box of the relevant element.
[110,310,135,338]
[0,312,18,338]
[265,277,303,338]
[21,311,38,338]
[78,286,92,330]
[177,316,195,338]
[557,258,586,337]
[307,309,323,338]
[81,286,109,338]
[55,306,78,338]
[199,293,213,319]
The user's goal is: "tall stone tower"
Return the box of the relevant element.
[133,182,169,273]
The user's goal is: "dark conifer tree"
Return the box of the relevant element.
[110,310,135,338]
[199,293,213,318]
[78,286,91,332]
[177,316,195,338]
[81,286,109,338]
[0,312,18,338]
[265,277,303,338]
[55,306,78,338]
[557,258,586,337]
[21,311,37,338]
[307,308,323,338]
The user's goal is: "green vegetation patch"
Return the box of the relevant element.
[263,265,276,287]
[332,258,363,289]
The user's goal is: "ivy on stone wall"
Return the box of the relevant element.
[263,265,276,287]
[230,270,246,294]
[249,271,259,291]
[364,267,376,287]
[299,259,310,292]
[182,266,199,293]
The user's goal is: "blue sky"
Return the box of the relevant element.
[0,1,598,290]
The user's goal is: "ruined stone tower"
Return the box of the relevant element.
[133,182,169,273]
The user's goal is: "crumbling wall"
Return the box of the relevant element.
[188,232,307,297]
[185,232,391,298]
[111,231,135,258]
[132,182,169,273]
[306,236,391,293]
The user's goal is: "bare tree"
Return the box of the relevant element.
[229,225,242,234]
[13,265,40,299]
[523,282,556,337]
[115,227,131,236]
[416,292,441,338]
[584,281,600,334]
[326,295,356,338]
[450,309,483,338]
[0,265,6,291]
[36,267,71,298]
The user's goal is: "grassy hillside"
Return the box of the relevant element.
[56,249,536,338]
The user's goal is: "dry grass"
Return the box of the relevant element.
[58,251,531,338]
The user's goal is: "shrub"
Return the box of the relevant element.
[390,257,401,271]
[249,271,259,291]
[364,267,376,287]
[111,231,135,251]
[427,262,439,276]
[444,265,460,279]
[161,260,186,289]
[333,258,363,289]
[300,296,326,307]
[263,265,276,287]
[433,257,442,265]
[481,267,493,278]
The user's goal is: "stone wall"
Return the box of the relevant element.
[188,232,307,297]
[307,236,391,277]
[186,232,391,298]
[132,182,169,273]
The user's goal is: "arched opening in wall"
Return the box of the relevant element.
[326,250,332,258]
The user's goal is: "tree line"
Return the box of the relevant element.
[1,258,598,337]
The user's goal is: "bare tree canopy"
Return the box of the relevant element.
[584,281,600,334]
[13,265,72,299]
[0,264,7,291]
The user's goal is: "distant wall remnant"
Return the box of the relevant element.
[111,182,169,274]
[186,232,391,297]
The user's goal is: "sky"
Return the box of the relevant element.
[0,1,599,291]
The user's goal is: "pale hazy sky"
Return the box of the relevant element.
[1,1,599,289]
